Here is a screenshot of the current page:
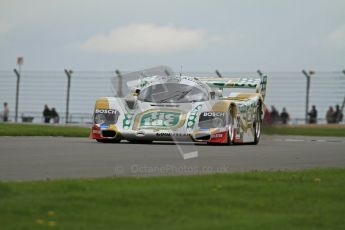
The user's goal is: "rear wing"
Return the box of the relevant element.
[200,76,267,101]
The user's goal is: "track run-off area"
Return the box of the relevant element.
[0,135,344,181]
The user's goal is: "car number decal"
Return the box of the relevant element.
[140,112,180,128]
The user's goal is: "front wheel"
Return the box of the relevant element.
[227,112,235,145]
[253,103,262,145]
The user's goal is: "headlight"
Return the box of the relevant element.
[94,109,119,124]
[94,114,107,124]
[198,111,226,129]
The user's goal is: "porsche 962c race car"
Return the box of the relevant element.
[90,67,267,145]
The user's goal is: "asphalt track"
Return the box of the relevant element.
[0,135,345,181]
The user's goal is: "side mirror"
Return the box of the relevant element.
[210,91,215,100]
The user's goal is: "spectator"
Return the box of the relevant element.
[263,107,271,125]
[43,104,51,123]
[2,102,9,122]
[334,105,343,123]
[280,107,290,124]
[308,105,318,124]
[270,106,280,124]
[326,106,335,124]
[51,108,60,124]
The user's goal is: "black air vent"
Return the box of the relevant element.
[195,133,211,141]
[125,100,136,109]
[150,104,180,107]
[102,130,116,138]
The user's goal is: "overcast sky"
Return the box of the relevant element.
[0,0,344,71]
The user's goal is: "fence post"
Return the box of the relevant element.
[13,69,21,123]
[215,70,223,78]
[257,70,263,77]
[340,70,345,122]
[64,69,73,124]
[302,70,313,124]
[115,70,123,97]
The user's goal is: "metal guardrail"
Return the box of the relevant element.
[3,113,93,124]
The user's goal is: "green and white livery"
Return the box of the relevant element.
[91,66,267,145]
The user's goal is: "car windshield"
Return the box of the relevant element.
[138,83,209,103]
[111,66,175,97]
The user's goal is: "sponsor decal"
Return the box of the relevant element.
[140,112,180,128]
[100,124,109,129]
[202,112,225,117]
[156,133,190,137]
[95,109,118,114]
[212,133,224,138]
[187,105,202,129]
[209,131,228,143]
[123,113,134,130]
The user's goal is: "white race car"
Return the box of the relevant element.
[90,66,267,145]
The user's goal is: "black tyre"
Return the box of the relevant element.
[227,111,235,145]
[253,103,262,145]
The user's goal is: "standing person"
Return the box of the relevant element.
[263,107,272,125]
[334,105,343,123]
[326,106,335,124]
[43,104,51,123]
[270,106,280,124]
[280,107,290,124]
[51,108,60,124]
[308,105,318,124]
[3,102,9,122]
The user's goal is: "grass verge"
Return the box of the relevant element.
[0,168,344,229]
[0,123,89,137]
[263,125,345,137]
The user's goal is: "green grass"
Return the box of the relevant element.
[262,125,345,137]
[0,169,345,230]
[0,123,89,137]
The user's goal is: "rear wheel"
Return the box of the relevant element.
[253,103,262,145]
